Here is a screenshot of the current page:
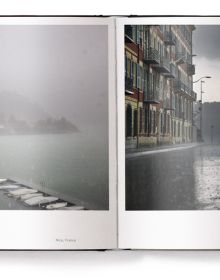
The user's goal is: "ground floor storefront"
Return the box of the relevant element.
[125,97,195,149]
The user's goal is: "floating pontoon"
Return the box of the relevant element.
[61,206,85,210]
[24,196,58,206]
[20,193,43,201]
[8,188,38,197]
[46,202,67,210]
[0,184,21,190]
[0,178,89,210]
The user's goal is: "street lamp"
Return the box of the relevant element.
[193,76,212,142]
[193,76,211,84]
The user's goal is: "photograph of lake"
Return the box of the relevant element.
[0,24,109,210]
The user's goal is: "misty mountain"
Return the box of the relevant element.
[202,102,220,143]
[0,25,108,133]
[0,91,49,124]
[0,91,79,134]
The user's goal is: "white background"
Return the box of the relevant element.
[1,0,220,280]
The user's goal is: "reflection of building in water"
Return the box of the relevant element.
[125,25,197,148]
[193,146,220,209]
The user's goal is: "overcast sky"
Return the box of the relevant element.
[193,25,220,102]
[0,25,108,130]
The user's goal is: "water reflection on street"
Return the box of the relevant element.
[126,144,220,210]
[194,145,220,210]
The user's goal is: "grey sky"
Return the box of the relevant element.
[193,25,220,102]
[0,25,108,130]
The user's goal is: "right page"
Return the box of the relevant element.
[117,16,220,249]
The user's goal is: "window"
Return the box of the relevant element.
[137,26,140,45]
[153,111,156,134]
[132,62,137,88]
[168,114,170,134]
[126,104,132,137]
[137,65,143,90]
[133,109,138,137]
[144,107,148,133]
[143,75,147,94]
[151,110,154,134]
[126,57,132,78]
[139,108,143,133]
[164,113,167,134]
[132,26,137,43]
[149,110,152,134]
[142,68,145,92]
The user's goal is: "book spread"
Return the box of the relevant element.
[0,16,219,249]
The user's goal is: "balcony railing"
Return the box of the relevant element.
[175,52,191,65]
[152,56,170,74]
[191,90,197,101]
[187,63,195,75]
[125,76,133,94]
[143,48,160,64]
[170,62,177,77]
[144,48,171,74]
[163,62,176,78]
[164,31,176,45]
[174,79,196,99]
[125,25,134,43]
[144,87,160,104]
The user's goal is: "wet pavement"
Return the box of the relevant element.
[126,144,220,210]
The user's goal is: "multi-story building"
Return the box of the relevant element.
[125,25,197,149]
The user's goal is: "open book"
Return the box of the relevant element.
[0,16,219,250]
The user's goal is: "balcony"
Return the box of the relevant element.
[143,48,160,64]
[191,90,197,101]
[125,76,133,94]
[152,57,170,74]
[163,62,176,78]
[125,25,134,43]
[187,63,195,75]
[174,79,195,99]
[175,52,189,65]
[164,31,176,45]
[144,87,160,104]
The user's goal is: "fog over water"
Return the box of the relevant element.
[0,25,108,132]
[0,25,109,210]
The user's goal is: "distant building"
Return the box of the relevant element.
[125,25,197,148]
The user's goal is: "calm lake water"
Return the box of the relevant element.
[0,131,109,210]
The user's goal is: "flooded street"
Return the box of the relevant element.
[126,144,220,210]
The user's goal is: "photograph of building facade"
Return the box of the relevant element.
[125,25,197,148]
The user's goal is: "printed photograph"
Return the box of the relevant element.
[125,24,220,210]
[0,25,109,210]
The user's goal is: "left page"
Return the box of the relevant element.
[0,16,117,250]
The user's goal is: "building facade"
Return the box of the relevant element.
[125,25,197,149]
